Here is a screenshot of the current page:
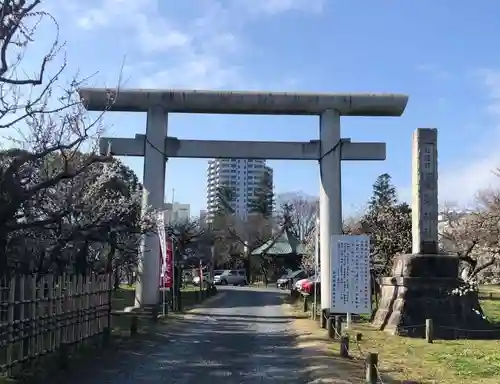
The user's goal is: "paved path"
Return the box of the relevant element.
[60,286,347,383]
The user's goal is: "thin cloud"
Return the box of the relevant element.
[242,0,325,14]
[53,0,324,90]
[415,64,451,81]
[400,68,500,208]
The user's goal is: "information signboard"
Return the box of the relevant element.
[330,235,371,314]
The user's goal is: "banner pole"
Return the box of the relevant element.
[172,239,176,310]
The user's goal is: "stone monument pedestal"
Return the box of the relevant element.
[372,253,494,339]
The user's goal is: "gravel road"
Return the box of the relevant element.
[59,286,336,383]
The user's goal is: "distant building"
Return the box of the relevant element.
[206,159,274,221]
[199,210,208,225]
[163,202,190,223]
[437,210,470,235]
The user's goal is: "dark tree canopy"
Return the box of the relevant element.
[359,173,412,275]
[248,171,274,218]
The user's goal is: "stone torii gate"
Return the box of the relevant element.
[79,88,409,313]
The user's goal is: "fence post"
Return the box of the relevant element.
[46,275,54,353]
[426,318,433,344]
[6,277,16,376]
[106,274,112,331]
[365,352,378,384]
[340,335,350,358]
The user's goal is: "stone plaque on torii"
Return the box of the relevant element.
[79,88,408,315]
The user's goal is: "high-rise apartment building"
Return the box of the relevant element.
[206,159,274,220]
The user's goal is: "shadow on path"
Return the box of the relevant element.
[46,287,373,383]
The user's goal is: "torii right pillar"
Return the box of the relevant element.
[373,128,493,339]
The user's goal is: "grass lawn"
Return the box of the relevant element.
[340,285,500,383]
[110,284,213,335]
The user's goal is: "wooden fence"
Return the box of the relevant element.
[0,273,112,375]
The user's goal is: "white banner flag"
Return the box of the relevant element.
[157,211,167,279]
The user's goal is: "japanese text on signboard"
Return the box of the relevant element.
[330,235,371,314]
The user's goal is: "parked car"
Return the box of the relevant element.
[193,272,212,286]
[295,276,312,291]
[302,276,321,295]
[277,269,307,289]
[214,270,224,277]
[296,274,318,291]
[214,269,247,285]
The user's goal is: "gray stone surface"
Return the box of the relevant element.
[412,128,438,255]
[56,286,334,383]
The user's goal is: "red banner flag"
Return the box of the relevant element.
[161,237,174,288]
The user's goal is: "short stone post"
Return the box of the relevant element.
[334,316,342,338]
[340,335,350,358]
[102,326,111,346]
[151,306,159,322]
[425,318,433,343]
[327,317,335,339]
[365,353,378,383]
[320,310,327,328]
[58,342,70,369]
[130,315,138,336]
[303,295,309,312]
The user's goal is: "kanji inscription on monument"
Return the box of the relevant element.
[412,128,438,254]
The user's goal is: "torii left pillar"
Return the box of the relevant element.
[135,106,167,310]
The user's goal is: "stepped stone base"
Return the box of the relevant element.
[372,253,496,339]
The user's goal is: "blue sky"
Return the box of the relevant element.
[18,0,500,217]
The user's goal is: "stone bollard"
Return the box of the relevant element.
[320,310,327,329]
[130,315,138,336]
[58,342,70,369]
[425,318,433,344]
[365,353,378,383]
[303,295,309,312]
[151,306,159,322]
[327,317,335,339]
[102,326,111,346]
[311,302,317,320]
[335,316,342,338]
[340,336,349,358]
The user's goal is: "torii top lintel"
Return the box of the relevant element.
[78,88,409,116]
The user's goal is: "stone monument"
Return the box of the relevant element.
[372,128,493,339]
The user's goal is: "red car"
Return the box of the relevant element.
[302,277,320,295]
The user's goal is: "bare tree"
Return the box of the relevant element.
[277,194,318,272]
[439,206,484,280]
[0,2,149,277]
[167,218,205,257]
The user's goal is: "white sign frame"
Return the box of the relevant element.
[330,235,371,314]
